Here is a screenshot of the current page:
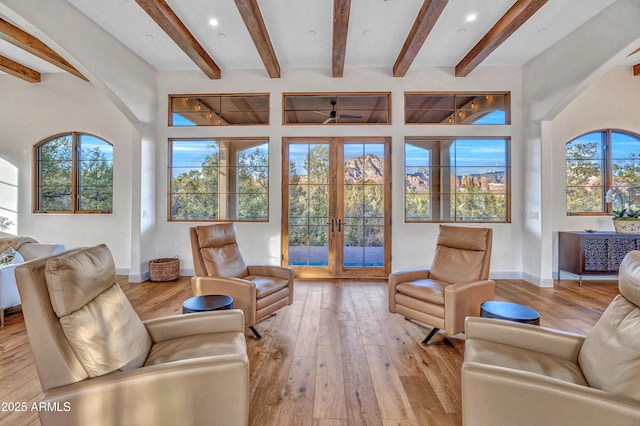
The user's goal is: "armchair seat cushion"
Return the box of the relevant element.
[396,279,447,305]
[466,339,588,386]
[144,332,246,367]
[249,275,290,299]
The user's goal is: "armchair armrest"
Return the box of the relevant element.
[462,362,640,426]
[144,309,245,343]
[388,268,430,312]
[191,276,258,326]
[247,264,293,282]
[444,279,495,335]
[465,316,585,361]
[39,354,249,426]
[19,243,65,261]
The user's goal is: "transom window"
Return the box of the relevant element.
[566,129,640,215]
[283,93,391,125]
[34,133,113,214]
[169,138,269,221]
[405,137,510,222]
[405,92,509,125]
[169,94,269,126]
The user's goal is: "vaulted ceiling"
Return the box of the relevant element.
[1,0,639,83]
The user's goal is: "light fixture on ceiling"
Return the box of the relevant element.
[363,29,371,36]
[466,13,477,22]
[208,18,219,27]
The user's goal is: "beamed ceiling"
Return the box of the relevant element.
[0,0,639,83]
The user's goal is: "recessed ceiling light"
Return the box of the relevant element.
[209,18,219,27]
[457,28,467,35]
[218,33,226,38]
[363,29,371,36]
[537,27,548,34]
[466,14,477,22]
[308,30,317,36]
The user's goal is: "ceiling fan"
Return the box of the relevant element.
[314,100,362,124]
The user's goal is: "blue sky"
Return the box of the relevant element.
[406,139,506,176]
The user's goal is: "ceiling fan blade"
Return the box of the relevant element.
[337,114,362,119]
[313,110,330,116]
[323,117,335,124]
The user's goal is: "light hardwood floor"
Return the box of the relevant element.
[0,277,618,426]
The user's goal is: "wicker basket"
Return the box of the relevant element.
[149,257,180,281]
[613,219,640,234]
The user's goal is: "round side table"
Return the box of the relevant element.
[182,294,234,314]
[480,300,540,325]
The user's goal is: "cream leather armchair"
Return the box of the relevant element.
[190,223,294,339]
[462,250,640,426]
[389,225,494,344]
[15,244,249,426]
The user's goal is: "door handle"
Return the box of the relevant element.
[338,219,347,232]
[326,219,335,232]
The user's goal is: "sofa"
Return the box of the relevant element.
[0,232,65,326]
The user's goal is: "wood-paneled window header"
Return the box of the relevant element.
[283,93,391,125]
[405,92,510,125]
[169,94,269,126]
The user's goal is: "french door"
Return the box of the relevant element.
[282,137,391,278]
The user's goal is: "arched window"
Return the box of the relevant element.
[566,129,640,215]
[34,133,113,213]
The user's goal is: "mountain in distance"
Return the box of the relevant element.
[302,154,505,192]
[344,154,385,184]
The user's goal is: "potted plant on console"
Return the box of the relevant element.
[612,207,640,233]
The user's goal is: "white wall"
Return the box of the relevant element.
[551,66,640,274]
[155,67,524,278]
[0,73,135,273]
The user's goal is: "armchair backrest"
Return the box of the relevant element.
[15,245,151,391]
[190,223,249,278]
[578,250,640,401]
[429,225,493,284]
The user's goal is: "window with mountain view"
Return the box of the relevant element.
[34,133,113,213]
[169,138,269,221]
[405,137,510,222]
[566,130,640,215]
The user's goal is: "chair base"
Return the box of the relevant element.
[249,326,262,339]
[421,327,440,345]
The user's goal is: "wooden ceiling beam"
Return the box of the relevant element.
[393,0,449,77]
[332,0,351,78]
[0,18,86,81]
[234,0,280,78]
[455,0,548,77]
[633,63,640,76]
[0,54,40,83]
[134,0,221,79]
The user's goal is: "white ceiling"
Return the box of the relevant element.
[2,0,638,78]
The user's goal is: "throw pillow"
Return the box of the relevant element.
[0,248,17,267]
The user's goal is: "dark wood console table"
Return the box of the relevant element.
[558,231,639,286]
